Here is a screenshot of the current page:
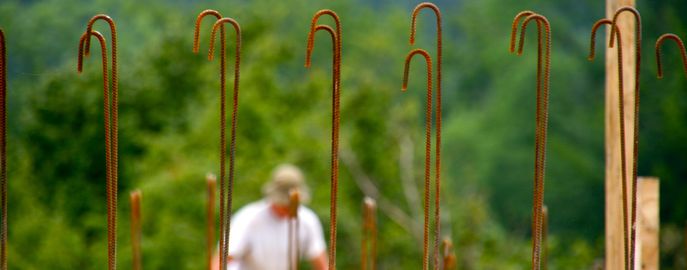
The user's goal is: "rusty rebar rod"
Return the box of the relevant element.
[588,18,631,270]
[410,4,443,268]
[193,10,231,270]
[510,11,551,270]
[361,197,377,270]
[130,190,142,270]
[541,205,548,270]
[78,14,119,268]
[0,28,6,270]
[206,173,217,270]
[305,9,342,270]
[401,48,433,270]
[208,17,242,270]
[441,238,456,270]
[609,8,642,269]
[288,189,300,270]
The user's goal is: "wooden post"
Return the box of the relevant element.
[130,190,142,270]
[605,0,636,269]
[637,177,659,270]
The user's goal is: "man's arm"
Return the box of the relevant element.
[211,250,236,270]
[309,251,328,270]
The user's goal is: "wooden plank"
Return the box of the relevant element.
[637,177,659,270]
[605,0,636,269]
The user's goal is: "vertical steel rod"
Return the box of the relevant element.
[130,190,142,270]
[305,10,342,270]
[510,12,551,270]
[0,28,7,270]
[410,4,443,268]
[401,48,433,270]
[78,15,119,268]
[208,17,242,270]
[206,174,217,270]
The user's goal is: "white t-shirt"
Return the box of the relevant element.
[226,200,326,270]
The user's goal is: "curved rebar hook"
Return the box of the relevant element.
[194,10,225,54]
[510,12,551,270]
[656,34,687,79]
[77,26,119,270]
[589,18,632,270]
[208,17,241,270]
[305,9,342,270]
[410,4,443,268]
[0,28,7,270]
[361,197,377,270]
[509,11,536,53]
[401,48,433,270]
[609,7,641,269]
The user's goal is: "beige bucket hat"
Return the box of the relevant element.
[262,164,311,205]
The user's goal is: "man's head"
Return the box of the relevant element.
[262,164,311,207]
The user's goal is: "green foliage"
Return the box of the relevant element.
[1,0,687,269]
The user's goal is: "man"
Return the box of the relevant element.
[212,164,328,270]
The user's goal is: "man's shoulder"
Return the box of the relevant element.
[298,205,321,223]
[234,200,269,219]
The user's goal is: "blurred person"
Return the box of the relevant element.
[212,164,328,270]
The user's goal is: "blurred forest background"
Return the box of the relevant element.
[1,0,687,269]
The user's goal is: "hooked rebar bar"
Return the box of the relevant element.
[207,16,242,270]
[510,12,551,270]
[609,8,642,270]
[193,10,230,270]
[305,10,342,270]
[589,18,631,270]
[401,48,433,270]
[655,34,687,79]
[130,190,142,270]
[78,15,119,268]
[206,173,217,270]
[361,197,377,270]
[0,28,6,270]
[410,4,443,268]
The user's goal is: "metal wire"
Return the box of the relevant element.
[305,10,342,270]
[510,12,551,270]
[78,16,118,268]
[0,28,7,270]
[401,48,433,270]
[410,4,443,268]
[655,34,687,79]
[208,17,241,270]
[610,8,641,270]
[130,190,142,270]
[589,18,630,270]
